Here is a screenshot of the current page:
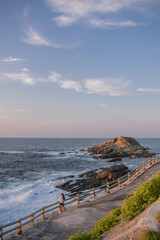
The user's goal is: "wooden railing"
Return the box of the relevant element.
[0,155,159,240]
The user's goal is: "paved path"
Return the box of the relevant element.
[7,162,160,240]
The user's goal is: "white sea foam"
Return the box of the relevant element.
[0,183,33,195]
[34,151,59,156]
[0,171,69,225]
[0,190,32,209]
[0,150,24,154]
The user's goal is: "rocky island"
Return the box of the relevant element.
[56,137,155,195]
[88,136,154,159]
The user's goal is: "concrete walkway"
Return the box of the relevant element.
[7,162,160,240]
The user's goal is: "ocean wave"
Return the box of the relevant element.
[0,190,32,209]
[0,183,33,195]
[33,151,59,156]
[0,150,24,154]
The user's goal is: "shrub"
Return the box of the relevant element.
[139,230,160,240]
[94,208,121,235]
[121,173,160,220]
[68,230,100,240]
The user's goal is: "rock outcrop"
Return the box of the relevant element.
[88,136,154,159]
[56,164,128,195]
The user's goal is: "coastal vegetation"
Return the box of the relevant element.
[121,172,160,220]
[68,172,160,240]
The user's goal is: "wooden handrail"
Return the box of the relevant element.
[1,156,158,239]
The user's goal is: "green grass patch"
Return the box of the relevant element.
[68,230,100,240]
[93,208,121,235]
[121,173,160,220]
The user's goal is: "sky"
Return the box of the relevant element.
[0,0,160,138]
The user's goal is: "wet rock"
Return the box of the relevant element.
[78,169,98,179]
[59,152,65,155]
[56,180,73,191]
[55,175,74,181]
[107,157,122,162]
[56,164,129,194]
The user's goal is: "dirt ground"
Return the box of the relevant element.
[7,162,160,240]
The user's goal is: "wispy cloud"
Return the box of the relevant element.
[20,68,29,72]
[49,71,62,82]
[59,80,82,91]
[0,107,29,119]
[84,77,129,96]
[23,26,78,48]
[99,104,108,108]
[136,88,160,93]
[90,19,139,28]
[45,0,157,27]
[23,26,53,47]
[3,72,36,85]
[48,72,129,95]
[23,6,30,17]
[1,56,23,63]
[48,72,82,91]
[2,69,130,96]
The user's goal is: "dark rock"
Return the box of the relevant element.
[55,175,74,180]
[59,152,65,155]
[56,180,73,191]
[107,157,122,162]
[56,164,129,194]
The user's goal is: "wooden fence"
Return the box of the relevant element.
[0,155,159,240]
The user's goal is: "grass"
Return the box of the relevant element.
[68,230,101,240]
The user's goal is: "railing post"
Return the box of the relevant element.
[118,178,121,187]
[30,213,34,228]
[0,226,3,240]
[148,158,151,166]
[135,167,138,177]
[58,202,61,213]
[41,207,44,220]
[107,182,110,193]
[92,188,95,199]
[77,193,79,205]
[17,218,22,236]
[143,161,145,170]
[128,172,131,181]
[152,156,155,164]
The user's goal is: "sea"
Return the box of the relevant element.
[0,138,160,226]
